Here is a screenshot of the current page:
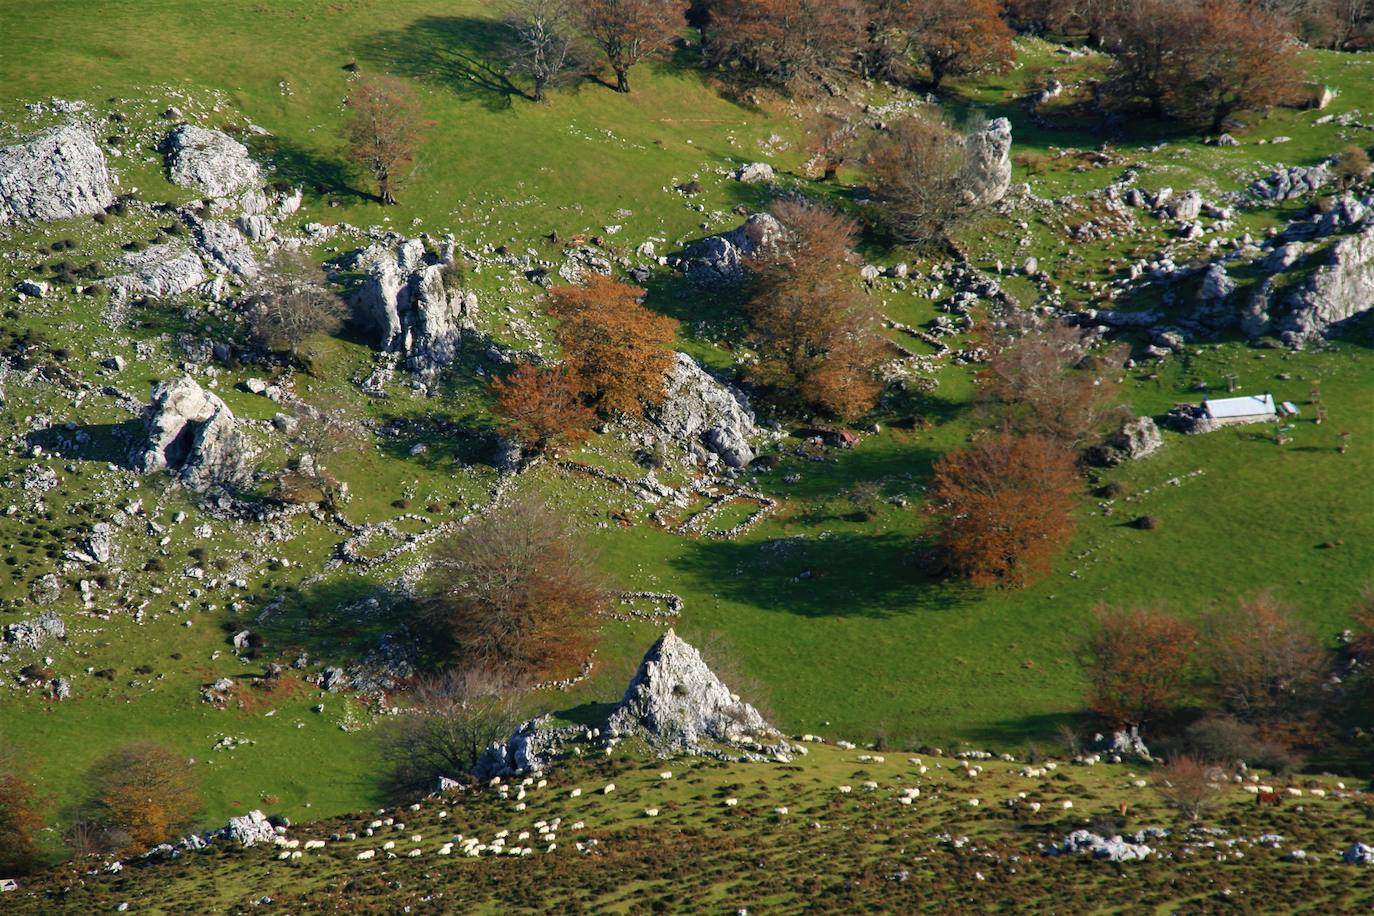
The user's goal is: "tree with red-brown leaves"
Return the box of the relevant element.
[576,0,687,93]
[0,757,45,874]
[1104,0,1307,132]
[422,493,606,686]
[549,275,678,418]
[1203,591,1329,739]
[344,75,432,205]
[745,199,886,420]
[1084,605,1199,728]
[89,743,202,851]
[924,432,1080,587]
[1175,0,1307,133]
[974,314,1129,450]
[702,0,869,94]
[490,361,595,456]
[904,0,1014,90]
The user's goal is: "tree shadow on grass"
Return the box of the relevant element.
[354,16,525,111]
[670,531,969,620]
[247,134,373,203]
[960,711,1086,750]
[253,575,421,670]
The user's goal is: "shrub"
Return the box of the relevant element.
[89,742,202,850]
[0,761,45,874]
[379,669,520,797]
[1084,605,1198,728]
[1155,755,1225,822]
[924,433,1080,587]
[421,493,606,684]
[1334,145,1373,188]
[862,112,970,248]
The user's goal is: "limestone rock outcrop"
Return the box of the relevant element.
[0,123,114,224]
[164,124,261,199]
[653,353,758,469]
[607,629,775,750]
[102,242,207,300]
[1277,226,1374,346]
[672,213,784,285]
[132,376,254,492]
[348,237,473,369]
[962,118,1013,209]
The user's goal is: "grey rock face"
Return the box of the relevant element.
[349,238,471,368]
[102,242,207,300]
[1054,829,1159,862]
[654,353,758,469]
[674,213,784,285]
[1167,190,1203,222]
[474,717,581,778]
[1249,164,1330,202]
[187,216,258,279]
[1089,728,1152,760]
[1277,226,1374,346]
[71,522,113,565]
[164,125,261,199]
[607,629,775,750]
[733,162,775,183]
[1110,417,1162,460]
[133,376,254,492]
[962,118,1013,209]
[0,123,114,224]
[208,810,280,847]
[2,610,65,649]
[1344,843,1374,865]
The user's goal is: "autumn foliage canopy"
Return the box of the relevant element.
[924,432,1080,587]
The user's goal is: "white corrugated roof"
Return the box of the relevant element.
[1204,393,1276,419]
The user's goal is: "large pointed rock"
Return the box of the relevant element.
[348,237,471,369]
[962,118,1013,209]
[654,353,758,469]
[0,123,114,224]
[133,376,254,492]
[608,630,775,749]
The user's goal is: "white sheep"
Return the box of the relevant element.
[303,839,326,850]
[407,848,422,858]
[382,841,395,851]
[724,799,738,807]
[570,788,582,798]
[660,771,673,780]
[644,808,659,817]
[438,844,453,855]
[356,849,376,860]
[603,783,616,794]
[774,806,789,815]
[837,785,852,794]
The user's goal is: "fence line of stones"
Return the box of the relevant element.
[674,488,776,539]
[599,591,685,622]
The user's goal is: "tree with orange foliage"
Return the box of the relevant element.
[1084,605,1199,728]
[576,0,686,93]
[344,75,430,205]
[0,758,45,874]
[745,199,885,420]
[90,743,201,850]
[924,432,1080,587]
[1104,0,1306,132]
[1176,0,1306,133]
[974,314,1128,450]
[1203,591,1329,734]
[905,0,1014,90]
[702,0,868,93]
[549,275,678,418]
[422,493,606,685]
[490,361,594,456]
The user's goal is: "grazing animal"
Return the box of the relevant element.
[1256,790,1284,807]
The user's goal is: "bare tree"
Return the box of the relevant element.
[863,112,969,248]
[379,669,520,797]
[503,0,575,102]
[1155,755,1226,822]
[345,75,431,205]
[277,400,369,511]
[577,0,686,93]
[244,250,346,364]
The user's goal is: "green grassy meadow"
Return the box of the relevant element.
[0,0,1372,848]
